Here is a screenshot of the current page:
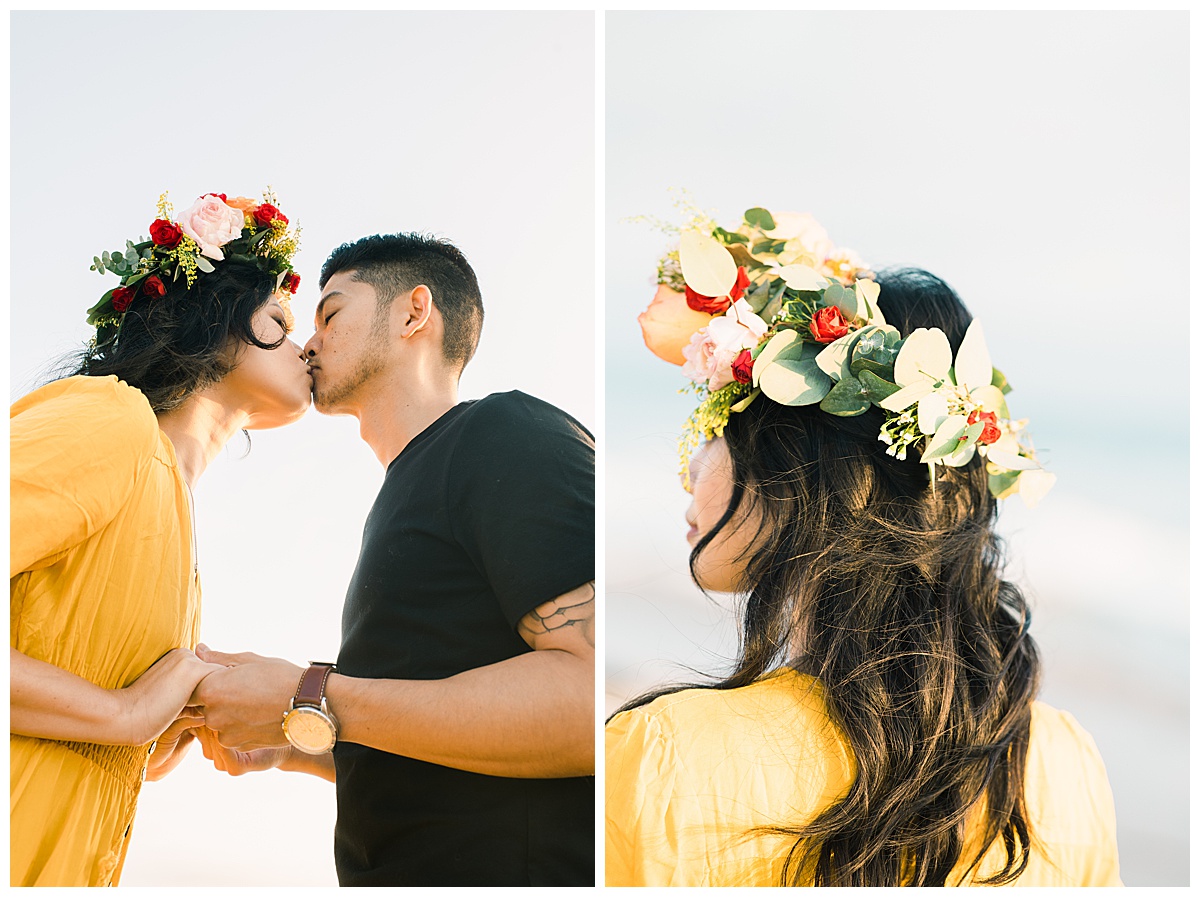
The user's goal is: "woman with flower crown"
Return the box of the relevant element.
[10,190,312,886]
[605,206,1121,886]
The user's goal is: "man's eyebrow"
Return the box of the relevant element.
[314,291,344,322]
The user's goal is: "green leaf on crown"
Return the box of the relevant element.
[725,243,759,270]
[756,337,831,406]
[859,369,901,404]
[819,372,871,416]
[743,279,772,315]
[820,282,858,319]
[849,326,901,379]
[744,208,776,231]
[919,414,969,463]
[730,388,761,413]
[85,289,116,326]
[988,469,1021,499]
[991,367,1012,395]
[750,238,787,256]
[195,256,215,273]
[714,226,749,245]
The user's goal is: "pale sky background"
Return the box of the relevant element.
[605,11,1188,887]
[9,11,594,886]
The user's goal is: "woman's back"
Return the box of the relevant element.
[606,669,1121,887]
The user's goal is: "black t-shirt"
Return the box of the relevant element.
[332,391,595,886]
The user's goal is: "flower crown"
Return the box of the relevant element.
[638,203,1055,507]
[87,188,302,337]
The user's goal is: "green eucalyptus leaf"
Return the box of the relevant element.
[859,370,901,404]
[743,279,771,315]
[725,243,757,270]
[744,207,776,231]
[819,373,871,416]
[989,469,1021,499]
[714,226,749,245]
[821,282,857,319]
[195,256,216,273]
[85,289,116,325]
[751,238,786,256]
[124,248,139,266]
[752,329,801,386]
[759,343,832,406]
[919,415,969,463]
[991,367,1012,395]
[962,420,985,445]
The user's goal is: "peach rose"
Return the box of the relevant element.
[177,194,246,261]
[638,284,714,366]
[224,196,258,212]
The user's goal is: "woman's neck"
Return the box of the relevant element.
[155,391,251,489]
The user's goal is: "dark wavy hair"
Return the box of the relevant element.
[320,232,484,373]
[67,260,285,413]
[620,268,1041,886]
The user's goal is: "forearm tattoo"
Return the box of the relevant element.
[519,582,595,649]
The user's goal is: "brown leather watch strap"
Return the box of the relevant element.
[293,662,336,708]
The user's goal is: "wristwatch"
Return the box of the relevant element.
[282,662,339,754]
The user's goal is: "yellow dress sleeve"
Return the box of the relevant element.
[605,707,686,887]
[1057,709,1123,886]
[10,376,159,576]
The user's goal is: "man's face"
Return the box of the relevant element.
[303,271,392,415]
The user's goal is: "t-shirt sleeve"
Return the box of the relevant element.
[10,377,159,576]
[450,392,595,628]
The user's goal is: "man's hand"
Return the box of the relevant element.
[145,708,205,781]
[195,725,292,776]
[191,646,303,750]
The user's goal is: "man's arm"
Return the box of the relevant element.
[194,581,595,779]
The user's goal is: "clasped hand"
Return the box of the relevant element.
[190,645,304,751]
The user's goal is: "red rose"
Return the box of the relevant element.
[142,275,166,299]
[684,266,750,315]
[254,203,287,226]
[809,305,850,343]
[731,348,754,385]
[111,286,135,312]
[968,409,1002,445]
[149,218,184,249]
[283,271,301,294]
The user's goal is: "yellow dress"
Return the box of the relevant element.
[606,669,1122,887]
[10,375,201,887]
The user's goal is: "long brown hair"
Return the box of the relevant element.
[621,268,1041,886]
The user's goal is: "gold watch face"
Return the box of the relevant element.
[283,706,336,754]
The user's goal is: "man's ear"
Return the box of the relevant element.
[397,284,434,338]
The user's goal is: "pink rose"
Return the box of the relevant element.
[638,284,715,366]
[681,299,768,391]
[176,194,246,261]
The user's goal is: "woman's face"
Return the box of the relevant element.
[685,437,761,593]
[221,295,312,428]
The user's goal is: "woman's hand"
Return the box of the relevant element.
[145,708,205,782]
[118,648,224,746]
[10,646,222,747]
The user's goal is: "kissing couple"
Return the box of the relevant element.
[10,189,596,887]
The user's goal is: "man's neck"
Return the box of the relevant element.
[355,379,460,467]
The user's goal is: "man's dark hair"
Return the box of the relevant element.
[320,233,485,372]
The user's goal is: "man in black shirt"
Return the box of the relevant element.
[193,234,594,885]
